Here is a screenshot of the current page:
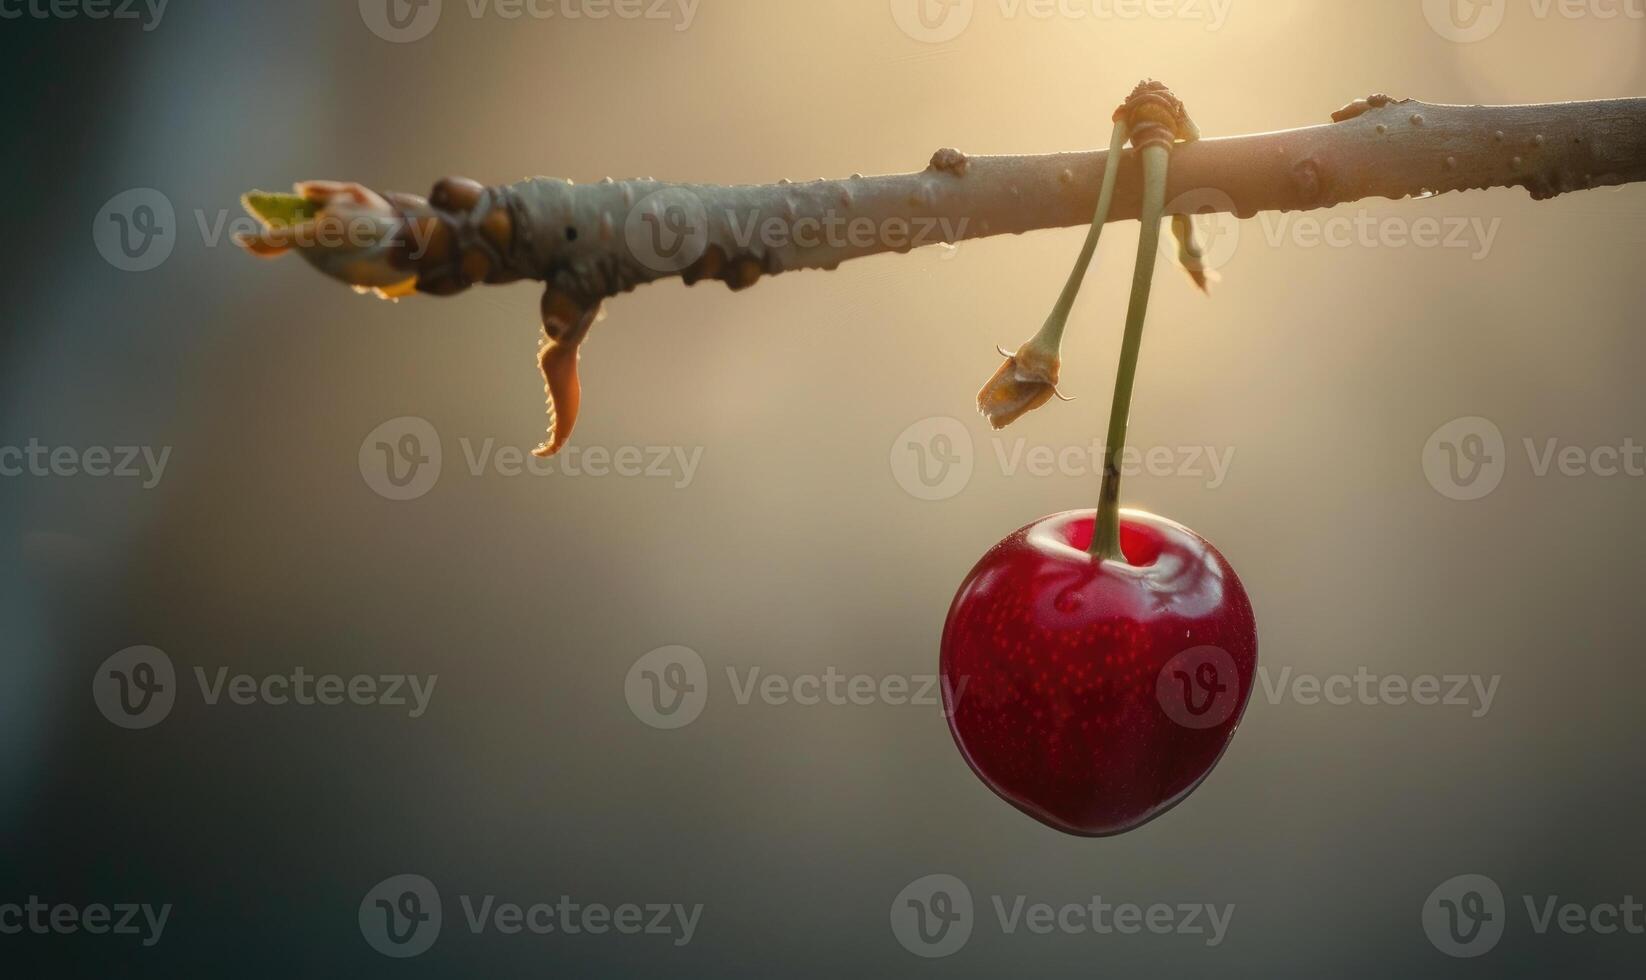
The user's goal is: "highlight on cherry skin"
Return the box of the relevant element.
[939,509,1257,837]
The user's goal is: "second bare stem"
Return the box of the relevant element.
[1090,144,1169,563]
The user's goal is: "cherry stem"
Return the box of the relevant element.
[1090,143,1168,563]
[1031,120,1130,352]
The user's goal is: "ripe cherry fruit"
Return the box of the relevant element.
[939,509,1256,836]
[942,82,1256,836]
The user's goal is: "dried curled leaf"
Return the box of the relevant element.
[533,289,601,458]
[976,342,1068,430]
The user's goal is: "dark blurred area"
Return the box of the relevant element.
[3,2,1645,976]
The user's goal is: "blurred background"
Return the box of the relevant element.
[3,0,1645,975]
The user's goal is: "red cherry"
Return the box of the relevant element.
[940,509,1257,836]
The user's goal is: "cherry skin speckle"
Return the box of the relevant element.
[940,509,1257,836]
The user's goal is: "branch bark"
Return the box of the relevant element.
[238,93,1646,456]
[244,94,1646,304]
[492,95,1646,302]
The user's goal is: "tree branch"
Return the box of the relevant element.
[237,93,1646,455]
[482,95,1646,302]
[243,95,1646,306]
